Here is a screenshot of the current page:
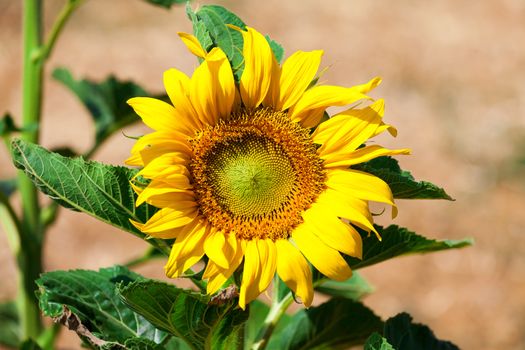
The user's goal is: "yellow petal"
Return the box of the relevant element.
[136,206,198,234]
[190,48,235,125]
[278,50,323,110]
[296,107,326,129]
[313,99,385,155]
[204,229,230,269]
[302,204,363,258]
[204,238,244,295]
[292,224,352,281]
[239,240,261,309]
[137,189,195,209]
[232,26,275,109]
[178,32,207,58]
[126,131,190,167]
[326,169,397,218]
[134,179,192,207]
[135,152,189,180]
[165,221,208,277]
[353,76,382,93]
[316,189,376,234]
[127,97,193,135]
[257,240,277,292]
[275,239,313,307]
[289,77,380,125]
[322,145,411,168]
[163,68,203,128]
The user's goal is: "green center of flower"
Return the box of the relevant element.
[206,136,296,217]
[189,108,326,241]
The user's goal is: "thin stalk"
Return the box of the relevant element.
[18,0,45,339]
[33,0,85,62]
[251,281,295,350]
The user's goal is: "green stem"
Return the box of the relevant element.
[18,0,45,339]
[251,282,295,350]
[33,0,85,62]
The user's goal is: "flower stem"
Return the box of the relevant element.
[17,0,85,341]
[33,0,85,62]
[251,280,295,350]
[17,0,45,340]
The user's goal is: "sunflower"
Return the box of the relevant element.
[127,26,409,309]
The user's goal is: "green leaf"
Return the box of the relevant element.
[186,5,285,80]
[0,301,20,348]
[353,156,454,200]
[187,5,245,80]
[315,271,374,300]
[347,225,473,270]
[142,0,185,9]
[11,139,160,244]
[0,178,17,197]
[384,313,459,350]
[36,266,170,346]
[279,298,383,350]
[52,68,155,146]
[364,332,394,350]
[118,280,248,350]
[265,35,284,64]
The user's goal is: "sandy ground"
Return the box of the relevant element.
[1,0,525,349]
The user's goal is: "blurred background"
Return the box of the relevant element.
[1,0,524,349]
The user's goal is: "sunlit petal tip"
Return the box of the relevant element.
[387,125,398,137]
[130,219,144,231]
[125,154,142,167]
[356,77,382,94]
[177,32,207,58]
[126,97,141,106]
[130,181,143,194]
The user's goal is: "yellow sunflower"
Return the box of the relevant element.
[127,26,409,309]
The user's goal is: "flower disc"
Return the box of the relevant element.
[189,108,326,241]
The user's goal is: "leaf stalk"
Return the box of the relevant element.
[251,278,294,350]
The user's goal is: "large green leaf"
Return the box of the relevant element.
[52,68,156,147]
[315,271,374,300]
[347,225,473,270]
[353,156,453,200]
[364,333,395,350]
[0,301,19,348]
[384,313,459,350]
[142,0,185,9]
[279,298,383,350]
[186,5,284,81]
[11,139,161,246]
[36,266,170,347]
[118,280,248,350]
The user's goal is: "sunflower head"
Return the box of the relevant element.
[127,26,410,309]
